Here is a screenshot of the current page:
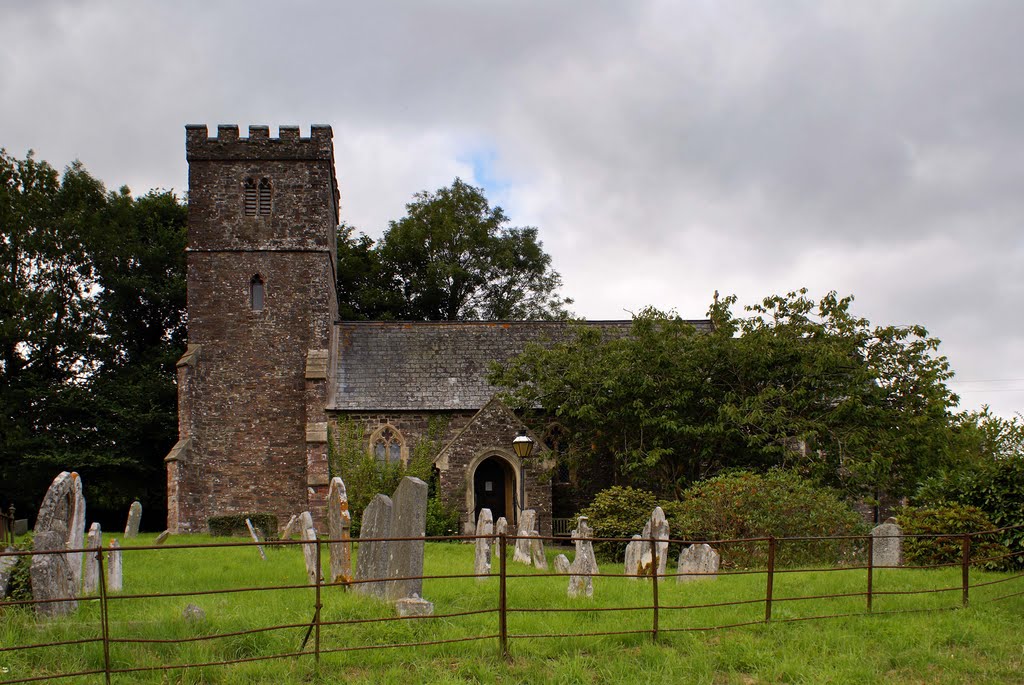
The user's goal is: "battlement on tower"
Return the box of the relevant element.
[186,124,334,161]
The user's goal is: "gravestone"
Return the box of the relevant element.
[327,477,353,585]
[281,514,299,540]
[624,535,651,578]
[298,511,319,585]
[512,509,537,566]
[355,494,392,597]
[14,519,28,536]
[67,476,86,592]
[155,530,170,545]
[395,593,434,617]
[493,516,508,559]
[124,500,142,539]
[245,518,266,560]
[677,543,720,582]
[568,516,597,598]
[182,603,206,622]
[641,507,670,577]
[31,530,77,616]
[83,523,102,595]
[871,518,903,567]
[385,476,428,601]
[0,549,17,600]
[553,554,571,574]
[107,540,122,592]
[474,508,493,579]
[530,534,548,570]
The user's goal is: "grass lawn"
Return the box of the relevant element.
[1,533,1022,684]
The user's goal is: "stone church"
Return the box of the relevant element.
[165,124,706,536]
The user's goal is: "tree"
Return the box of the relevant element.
[491,290,959,501]
[337,178,572,320]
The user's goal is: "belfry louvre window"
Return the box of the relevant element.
[258,178,272,215]
[243,179,258,216]
[250,275,265,311]
[243,178,272,216]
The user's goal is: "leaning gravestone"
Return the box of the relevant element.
[493,516,508,559]
[31,530,78,616]
[355,494,392,597]
[474,508,493,579]
[624,535,651,578]
[107,540,122,592]
[530,534,548,570]
[385,476,428,601]
[245,518,266,560]
[327,477,353,585]
[280,514,300,540]
[83,523,102,595]
[677,543,720,582]
[553,554,571,574]
[154,530,170,545]
[871,518,903,567]
[298,511,319,585]
[124,500,142,539]
[512,510,537,566]
[32,471,85,610]
[568,516,597,598]
[641,507,670,577]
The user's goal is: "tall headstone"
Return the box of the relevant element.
[624,535,651,578]
[474,508,493,580]
[245,518,267,560]
[493,516,508,559]
[871,518,903,567]
[355,494,392,597]
[512,509,536,566]
[124,500,142,539]
[327,477,353,585]
[298,511,319,585]
[530,534,548,570]
[83,523,102,595]
[677,543,720,582]
[30,530,77,616]
[641,507,670,577]
[385,476,428,601]
[568,516,597,598]
[32,471,84,609]
[107,540,122,592]
[67,476,86,592]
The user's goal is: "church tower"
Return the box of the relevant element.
[166,125,339,532]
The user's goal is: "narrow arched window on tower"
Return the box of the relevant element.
[258,178,272,216]
[243,178,258,216]
[250,275,265,311]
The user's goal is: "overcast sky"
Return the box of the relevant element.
[2,1,1022,416]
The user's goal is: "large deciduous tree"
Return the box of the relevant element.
[337,178,572,321]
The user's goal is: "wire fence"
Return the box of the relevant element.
[0,524,1021,684]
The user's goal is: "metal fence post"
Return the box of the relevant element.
[765,537,775,623]
[866,535,874,613]
[314,537,322,667]
[650,535,659,642]
[96,545,112,685]
[961,534,971,608]
[499,531,509,661]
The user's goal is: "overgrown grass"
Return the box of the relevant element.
[2,533,1022,684]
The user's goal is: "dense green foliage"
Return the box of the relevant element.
[577,486,660,560]
[207,514,279,539]
[337,178,572,321]
[494,291,959,501]
[0,150,186,528]
[899,504,1012,571]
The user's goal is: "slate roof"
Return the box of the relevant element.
[330,319,711,411]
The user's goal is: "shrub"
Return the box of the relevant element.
[577,486,659,561]
[669,469,866,568]
[425,496,460,539]
[208,514,279,539]
[899,504,1013,571]
[2,533,34,607]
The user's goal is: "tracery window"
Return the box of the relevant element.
[370,424,405,465]
[250,274,265,311]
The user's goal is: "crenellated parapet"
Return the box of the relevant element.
[186,124,335,162]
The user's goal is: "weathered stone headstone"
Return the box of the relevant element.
[298,511,319,585]
[67,476,86,592]
[644,507,670,577]
[14,519,28,536]
[677,543,720,582]
[530,534,548,570]
[395,593,434,617]
[107,540,122,592]
[281,514,299,540]
[871,518,903,567]
[474,508,493,580]
[553,553,571,574]
[155,530,170,545]
[385,476,428,601]
[624,535,651,578]
[327,477,352,585]
[31,530,77,616]
[355,494,392,597]
[245,518,267,560]
[182,603,206,622]
[124,500,142,539]
[568,516,597,598]
[493,516,508,559]
[0,549,17,600]
[512,509,537,566]
[83,523,102,595]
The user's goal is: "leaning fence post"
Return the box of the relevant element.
[961,534,971,608]
[499,531,509,661]
[765,536,775,623]
[96,545,112,685]
[866,534,874,613]
[314,537,322,667]
[650,534,659,642]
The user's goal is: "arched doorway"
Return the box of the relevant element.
[472,455,515,524]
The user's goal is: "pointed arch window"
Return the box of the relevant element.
[257,178,272,215]
[250,274,265,312]
[370,424,406,465]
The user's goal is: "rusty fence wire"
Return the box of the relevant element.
[0,524,1021,684]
